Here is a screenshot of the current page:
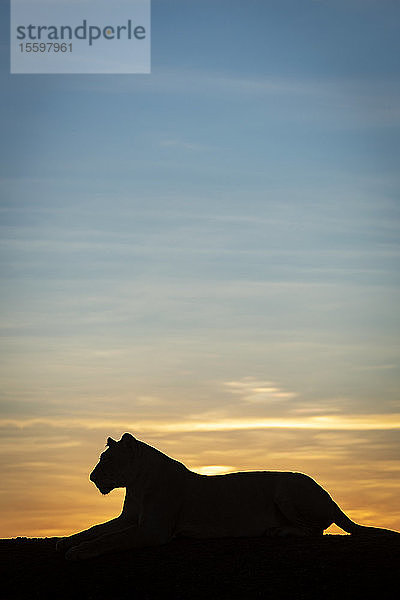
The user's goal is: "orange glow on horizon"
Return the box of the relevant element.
[1,419,399,539]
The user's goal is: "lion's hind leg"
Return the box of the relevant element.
[273,474,336,537]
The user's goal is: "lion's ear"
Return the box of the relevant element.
[121,432,136,447]
[107,437,117,447]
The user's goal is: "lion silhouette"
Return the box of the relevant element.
[56,433,399,560]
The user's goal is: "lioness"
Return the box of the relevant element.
[57,433,399,560]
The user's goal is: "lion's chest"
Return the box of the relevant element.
[176,472,284,538]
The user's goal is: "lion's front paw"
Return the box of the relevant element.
[65,541,100,561]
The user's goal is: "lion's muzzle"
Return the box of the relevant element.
[90,466,114,495]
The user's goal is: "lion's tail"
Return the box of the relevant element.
[332,503,400,536]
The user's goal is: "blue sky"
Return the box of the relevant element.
[0,0,400,536]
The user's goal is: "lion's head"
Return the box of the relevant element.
[90,432,138,494]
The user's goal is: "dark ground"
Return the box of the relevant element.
[1,534,399,599]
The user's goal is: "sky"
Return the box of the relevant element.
[0,0,400,538]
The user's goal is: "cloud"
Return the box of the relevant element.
[52,67,400,128]
[224,377,298,403]
[2,413,400,434]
